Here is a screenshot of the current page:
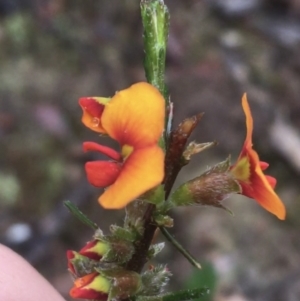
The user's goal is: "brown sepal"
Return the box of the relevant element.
[164,113,203,198]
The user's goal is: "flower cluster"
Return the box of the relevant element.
[78,83,285,217]
[67,240,111,299]
[68,83,166,300]
[68,82,286,300]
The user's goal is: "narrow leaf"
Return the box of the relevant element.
[64,200,98,230]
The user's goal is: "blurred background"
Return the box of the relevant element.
[0,0,300,300]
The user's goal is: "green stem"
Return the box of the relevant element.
[124,0,170,275]
[159,226,202,269]
[125,205,157,273]
[141,0,169,100]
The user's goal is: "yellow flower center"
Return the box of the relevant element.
[121,144,134,160]
[231,156,251,182]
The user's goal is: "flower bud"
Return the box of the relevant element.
[140,265,171,295]
[67,250,100,277]
[171,158,241,210]
[165,114,203,196]
[67,251,83,275]
[79,240,110,261]
[102,237,135,264]
[67,240,110,276]
[102,269,141,300]
[70,272,110,300]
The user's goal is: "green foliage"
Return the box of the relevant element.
[184,262,217,301]
[64,201,98,230]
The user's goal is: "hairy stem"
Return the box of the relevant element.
[125,205,157,272]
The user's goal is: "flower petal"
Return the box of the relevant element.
[259,161,269,171]
[85,161,121,187]
[265,175,277,188]
[241,158,286,220]
[83,141,121,161]
[70,272,110,300]
[79,240,109,261]
[67,250,76,274]
[241,93,253,149]
[79,97,107,133]
[231,95,286,220]
[99,145,164,209]
[101,82,165,148]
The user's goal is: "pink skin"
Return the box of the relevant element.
[0,244,66,301]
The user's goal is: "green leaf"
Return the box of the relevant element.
[64,200,98,230]
[160,227,201,269]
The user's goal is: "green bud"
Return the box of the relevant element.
[92,227,136,264]
[110,225,137,242]
[140,265,172,296]
[148,242,165,259]
[125,200,150,236]
[154,214,173,227]
[67,251,98,277]
[103,237,135,264]
[141,185,165,206]
[171,157,241,211]
[99,268,142,300]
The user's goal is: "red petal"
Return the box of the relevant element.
[83,141,121,161]
[79,240,109,261]
[66,250,75,260]
[79,98,105,117]
[66,250,76,274]
[265,175,277,189]
[259,161,269,171]
[241,146,285,220]
[85,161,121,187]
[79,97,106,133]
[70,273,110,300]
[70,287,108,300]
[79,241,101,261]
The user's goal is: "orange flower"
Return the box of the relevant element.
[230,94,286,220]
[80,82,165,209]
[70,272,110,300]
